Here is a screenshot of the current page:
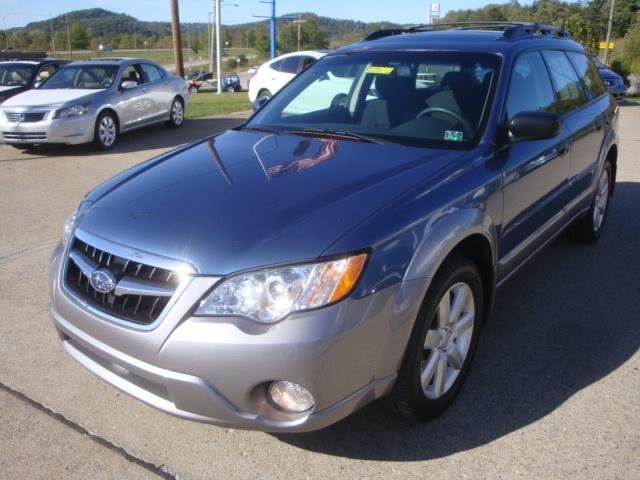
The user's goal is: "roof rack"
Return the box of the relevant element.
[363,22,571,41]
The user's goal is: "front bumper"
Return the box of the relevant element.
[0,110,94,145]
[50,241,422,432]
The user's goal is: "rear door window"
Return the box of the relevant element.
[506,51,557,121]
[542,50,588,114]
[566,52,607,100]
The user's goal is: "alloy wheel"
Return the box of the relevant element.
[421,282,475,399]
[99,115,116,147]
[172,100,184,125]
[593,169,609,231]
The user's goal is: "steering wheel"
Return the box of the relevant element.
[416,107,474,138]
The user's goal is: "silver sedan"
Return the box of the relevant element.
[0,58,188,150]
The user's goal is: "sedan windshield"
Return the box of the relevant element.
[0,64,36,87]
[246,51,500,148]
[41,65,119,89]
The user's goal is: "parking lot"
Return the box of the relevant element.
[0,106,638,479]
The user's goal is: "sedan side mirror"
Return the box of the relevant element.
[33,81,42,89]
[120,80,137,90]
[509,111,561,141]
[252,95,270,112]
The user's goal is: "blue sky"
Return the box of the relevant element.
[1,0,527,28]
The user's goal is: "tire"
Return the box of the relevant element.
[258,89,272,99]
[93,111,118,150]
[188,85,199,94]
[165,97,185,129]
[225,86,235,93]
[569,161,612,243]
[11,144,34,150]
[387,255,484,420]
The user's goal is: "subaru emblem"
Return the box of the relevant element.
[89,268,117,294]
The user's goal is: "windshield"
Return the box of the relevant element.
[41,65,119,89]
[247,51,500,148]
[0,64,36,87]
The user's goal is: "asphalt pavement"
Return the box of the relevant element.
[0,106,638,479]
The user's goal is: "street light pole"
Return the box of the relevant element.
[215,0,222,94]
[603,0,615,65]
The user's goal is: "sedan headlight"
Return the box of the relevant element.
[55,102,90,119]
[62,210,78,247]
[195,253,368,323]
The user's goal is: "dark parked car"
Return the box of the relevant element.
[591,55,626,101]
[51,22,618,432]
[0,58,68,104]
[187,72,241,93]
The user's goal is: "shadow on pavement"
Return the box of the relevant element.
[16,115,248,157]
[276,181,640,460]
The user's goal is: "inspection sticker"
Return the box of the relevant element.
[444,130,464,141]
[366,66,394,75]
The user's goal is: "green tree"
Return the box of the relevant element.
[558,15,599,54]
[119,32,132,49]
[623,21,640,74]
[69,23,90,49]
[255,30,270,59]
[278,19,328,53]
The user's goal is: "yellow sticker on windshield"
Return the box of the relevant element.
[367,66,394,75]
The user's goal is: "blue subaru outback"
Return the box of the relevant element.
[50,22,618,431]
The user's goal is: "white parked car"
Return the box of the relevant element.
[248,51,324,102]
[0,58,188,150]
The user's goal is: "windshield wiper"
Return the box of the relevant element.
[235,125,281,135]
[283,128,396,145]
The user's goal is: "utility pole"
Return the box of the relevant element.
[50,17,56,56]
[215,0,222,93]
[253,1,294,59]
[133,24,137,49]
[65,15,72,60]
[293,14,307,51]
[603,0,615,64]
[170,0,185,78]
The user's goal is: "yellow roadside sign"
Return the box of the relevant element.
[599,42,615,49]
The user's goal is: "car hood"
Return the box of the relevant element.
[598,68,622,81]
[0,85,21,94]
[1,89,98,108]
[79,129,466,274]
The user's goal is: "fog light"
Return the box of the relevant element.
[268,381,314,413]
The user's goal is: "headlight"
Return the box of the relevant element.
[195,253,367,323]
[62,210,78,247]
[55,102,90,119]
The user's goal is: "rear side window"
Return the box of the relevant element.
[542,50,587,114]
[280,56,302,74]
[566,52,607,100]
[269,59,285,72]
[140,64,163,82]
[506,51,557,122]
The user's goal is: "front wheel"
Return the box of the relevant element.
[93,111,118,150]
[570,162,612,243]
[165,97,185,129]
[388,255,483,420]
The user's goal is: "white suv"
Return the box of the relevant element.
[248,51,324,102]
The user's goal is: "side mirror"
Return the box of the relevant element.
[33,81,42,89]
[509,111,561,141]
[252,95,270,112]
[120,80,137,90]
